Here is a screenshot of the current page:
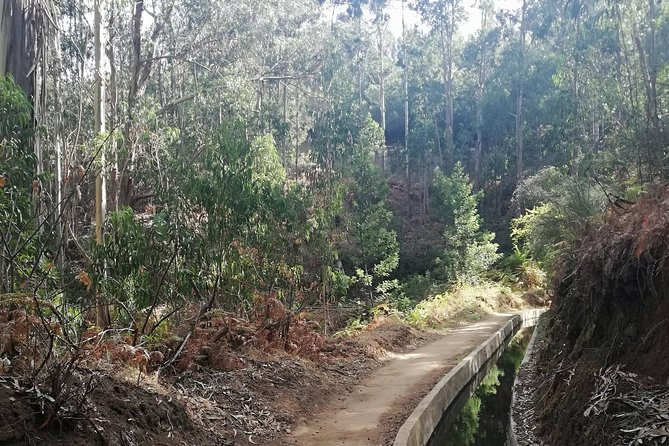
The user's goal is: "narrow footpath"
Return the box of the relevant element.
[283,313,514,446]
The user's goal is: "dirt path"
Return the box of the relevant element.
[283,313,514,446]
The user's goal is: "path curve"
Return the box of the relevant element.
[285,313,515,446]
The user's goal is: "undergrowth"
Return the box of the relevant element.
[405,283,526,329]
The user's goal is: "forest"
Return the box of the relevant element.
[0,0,668,445]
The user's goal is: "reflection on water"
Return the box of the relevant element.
[429,328,533,446]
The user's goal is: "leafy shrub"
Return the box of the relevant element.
[0,75,37,293]
[338,117,399,301]
[497,247,547,289]
[431,163,501,285]
[511,170,607,273]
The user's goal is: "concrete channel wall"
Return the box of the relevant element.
[507,313,544,446]
[393,310,545,446]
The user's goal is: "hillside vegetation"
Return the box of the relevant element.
[0,0,668,444]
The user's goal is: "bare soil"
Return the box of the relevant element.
[0,317,432,446]
[0,284,536,446]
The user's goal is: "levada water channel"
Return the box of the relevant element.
[427,328,534,446]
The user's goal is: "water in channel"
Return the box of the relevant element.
[427,328,534,446]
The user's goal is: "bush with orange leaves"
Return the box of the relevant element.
[0,295,108,428]
[0,305,40,373]
[172,295,324,372]
[252,294,324,357]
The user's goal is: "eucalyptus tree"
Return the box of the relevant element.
[515,0,527,182]
[472,0,495,189]
[413,0,465,169]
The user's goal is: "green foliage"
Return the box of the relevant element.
[445,395,482,446]
[431,163,501,284]
[511,167,566,211]
[250,135,286,186]
[511,170,607,272]
[93,208,176,312]
[10,0,669,353]
[511,203,558,268]
[0,75,37,293]
[340,117,399,300]
[93,123,330,316]
[497,246,546,289]
[311,100,370,173]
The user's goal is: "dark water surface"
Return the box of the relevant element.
[427,328,534,446]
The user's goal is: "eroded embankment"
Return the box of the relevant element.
[524,187,669,446]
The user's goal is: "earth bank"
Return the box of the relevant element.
[524,187,669,446]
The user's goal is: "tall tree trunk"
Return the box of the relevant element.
[434,112,443,167]
[107,1,119,213]
[357,15,363,107]
[570,6,581,177]
[94,0,109,328]
[51,29,66,295]
[442,2,455,168]
[0,0,35,99]
[120,0,144,207]
[647,0,659,179]
[633,21,658,182]
[402,0,410,212]
[474,5,489,189]
[515,0,526,183]
[647,0,658,124]
[119,0,168,205]
[295,92,300,179]
[282,81,288,167]
[378,20,387,172]
[0,1,11,75]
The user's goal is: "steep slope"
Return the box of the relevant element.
[534,186,669,446]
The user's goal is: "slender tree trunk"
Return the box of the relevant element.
[52,38,66,297]
[474,6,488,189]
[648,0,658,123]
[571,9,581,177]
[295,92,300,179]
[647,0,659,179]
[282,81,288,167]
[357,15,363,106]
[633,22,657,182]
[443,2,455,168]
[120,0,167,205]
[33,28,46,237]
[402,0,410,212]
[434,112,443,167]
[378,21,387,171]
[515,0,526,183]
[0,1,11,75]
[378,27,386,134]
[107,2,119,213]
[94,0,109,328]
[120,0,144,207]
[0,0,35,99]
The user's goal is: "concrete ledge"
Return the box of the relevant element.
[393,309,545,446]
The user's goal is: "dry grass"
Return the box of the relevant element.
[406,283,534,329]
